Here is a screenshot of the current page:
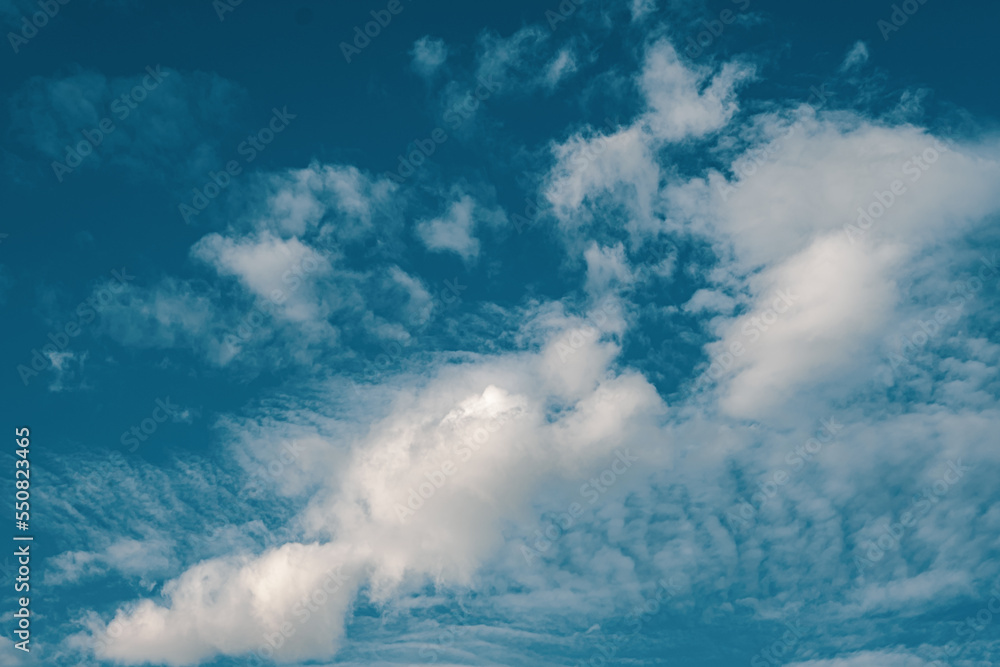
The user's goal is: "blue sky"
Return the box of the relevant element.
[2,0,1000,665]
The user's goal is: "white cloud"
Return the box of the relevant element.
[191,232,332,323]
[545,124,660,239]
[475,25,550,94]
[90,303,667,665]
[639,39,754,142]
[708,234,903,418]
[94,543,360,666]
[67,24,1000,667]
[683,289,737,315]
[387,266,434,326]
[583,242,633,297]
[631,0,656,21]
[840,41,870,72]
[666,114,1000,417]
[46,537,175,586]
[788,652,936,667]
[543,39,755,244]
[415,194,480,260]
[263,163,399,239]
[415,188,506,262]
[410,36,448,77]
[46,349,88,392]
[543,48,578,90]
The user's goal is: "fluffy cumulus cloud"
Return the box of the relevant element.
[92,299,668,665]
[191,232,333,323]
[91,162,429,370]
[543,38,754,244]
[415,192,481,260]
[414,188,506,261]
[49,7,1000,667]
[639,39,754,142]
